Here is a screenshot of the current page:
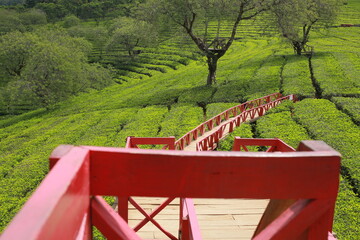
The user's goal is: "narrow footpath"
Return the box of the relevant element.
[128,113,268,240]
[183,113,268,240]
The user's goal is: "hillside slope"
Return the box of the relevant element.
[1,0,360,238]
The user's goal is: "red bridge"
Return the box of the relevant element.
[0,94,340,240]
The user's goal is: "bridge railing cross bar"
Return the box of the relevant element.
[174,92,287,150]
[1,140,340,240]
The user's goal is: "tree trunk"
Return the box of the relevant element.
[292,41,303,55]
[207,55,219,85]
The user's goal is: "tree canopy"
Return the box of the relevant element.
[107,16,158,56]
[139,0,282,85]
[271,0,339,55]
[0,29,112,112]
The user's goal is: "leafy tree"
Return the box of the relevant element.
[19,8,47,27]
[0,31,36,80]
[25,0,38,8]
[271,0,339,55]
[25,0,57,8]
[62,14,81,28]
[0,0,25,6]
[57,0,87,15]
[139,0,281,85]
[0,29,112,110]
[35,2,68,21]
[68,25,109,61]
[78,2,104,21]
[107,16,158,56]
[0,9,25,34]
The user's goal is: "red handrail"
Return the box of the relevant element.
[1,141,340,240]
[122,136,201,240]
[174,93,284,150]
[196,94,296,151]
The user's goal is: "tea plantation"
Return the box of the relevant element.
[0,0,359,238]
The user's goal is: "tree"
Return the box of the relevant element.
[78,2,104,21]
[0,9,25,34]
[271,0,339,55]
[20,8,47,27]
[0,0,25,6]
[67,25,109,61]
[0,29,112,110]
[35,2,68,21]
[139,0,280,85]
[62,14,81,28]
[107,16,158,56]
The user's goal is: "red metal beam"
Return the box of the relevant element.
[126,137,176,150]
[92,196,141,240]
[128,197,178,240]
[232,138,296,152]
[182,198,202,240]
[2,139,339,240]
[253,199,332,240]
[85,141,340,199]
[1,147,91,240]
[132,197,176,232]
[175,93,289,150]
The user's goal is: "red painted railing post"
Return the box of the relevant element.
[117,197,129,222]
[49,144,74,170]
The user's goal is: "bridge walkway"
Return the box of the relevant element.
[128,113,267,240]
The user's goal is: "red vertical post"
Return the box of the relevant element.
[117,197,129,222]
[49,144,74,170]
[308,207,335,240]
[179,198,184,238]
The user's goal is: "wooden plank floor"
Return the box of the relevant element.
[127,197,268,239]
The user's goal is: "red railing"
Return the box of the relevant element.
[0,140,340,240]
[121,136,199,240]
[125,136,176,150]
[196,94,296,151]
[232,138,296,152]
[174,93,285,150]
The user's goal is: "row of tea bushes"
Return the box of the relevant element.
[293,99,360,191]
[159,105,204,139]
[332,97,360,125]
[282,55,315,98]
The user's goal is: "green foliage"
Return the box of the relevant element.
[0,9,24,34]
[107,17,158,56]
[206,102,239,120]
[139,0,281,85]
[257,110,310,148]
[0,111,107,231]
[265,100,294,114]
[0,29,112,112]
[0,0,25,5]
[19,8,47,27]
[74,108,139,147]
[116,106,168,147]
[159,104,203,138]
[282,55,315,98]
[34,3,68,22]
[245,54,283,99]
[62,14,80,28]
[0,0,360,236]
[178,85,216,104]
[293,99,360,191]
[217,123,254,151]
[78,2,104,21]
[333,177,360,239]
[0,108,46,128]
[332,97,360,125]
[270,0,339,54]
[312,53,360,98]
